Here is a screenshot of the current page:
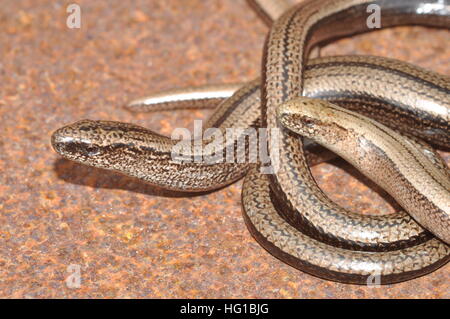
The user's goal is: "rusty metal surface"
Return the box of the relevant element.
[0,0,448,298]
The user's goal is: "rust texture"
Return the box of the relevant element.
[0,0,448,298]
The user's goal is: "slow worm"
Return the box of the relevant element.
[277,97,450,244]
[51,0,450,284]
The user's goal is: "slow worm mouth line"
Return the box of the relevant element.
[51,0,450,284]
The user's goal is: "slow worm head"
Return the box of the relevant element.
[51,120,176,182]
[51,119,162,166]
[277,97,450,244]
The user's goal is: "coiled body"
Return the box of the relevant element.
[278,97,450,244]
[242,166,449,285]
[51,0,450,284]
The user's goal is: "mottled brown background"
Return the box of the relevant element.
[0,0,448,298]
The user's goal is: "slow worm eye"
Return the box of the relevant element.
[84,145,100,156]
[303,117,315,128]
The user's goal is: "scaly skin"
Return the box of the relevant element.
[52,56,450,252]
[242,166,450,285]
[51,0,450,283]
[278,97,450,244]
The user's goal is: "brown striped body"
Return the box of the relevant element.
[51,0,450,284]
